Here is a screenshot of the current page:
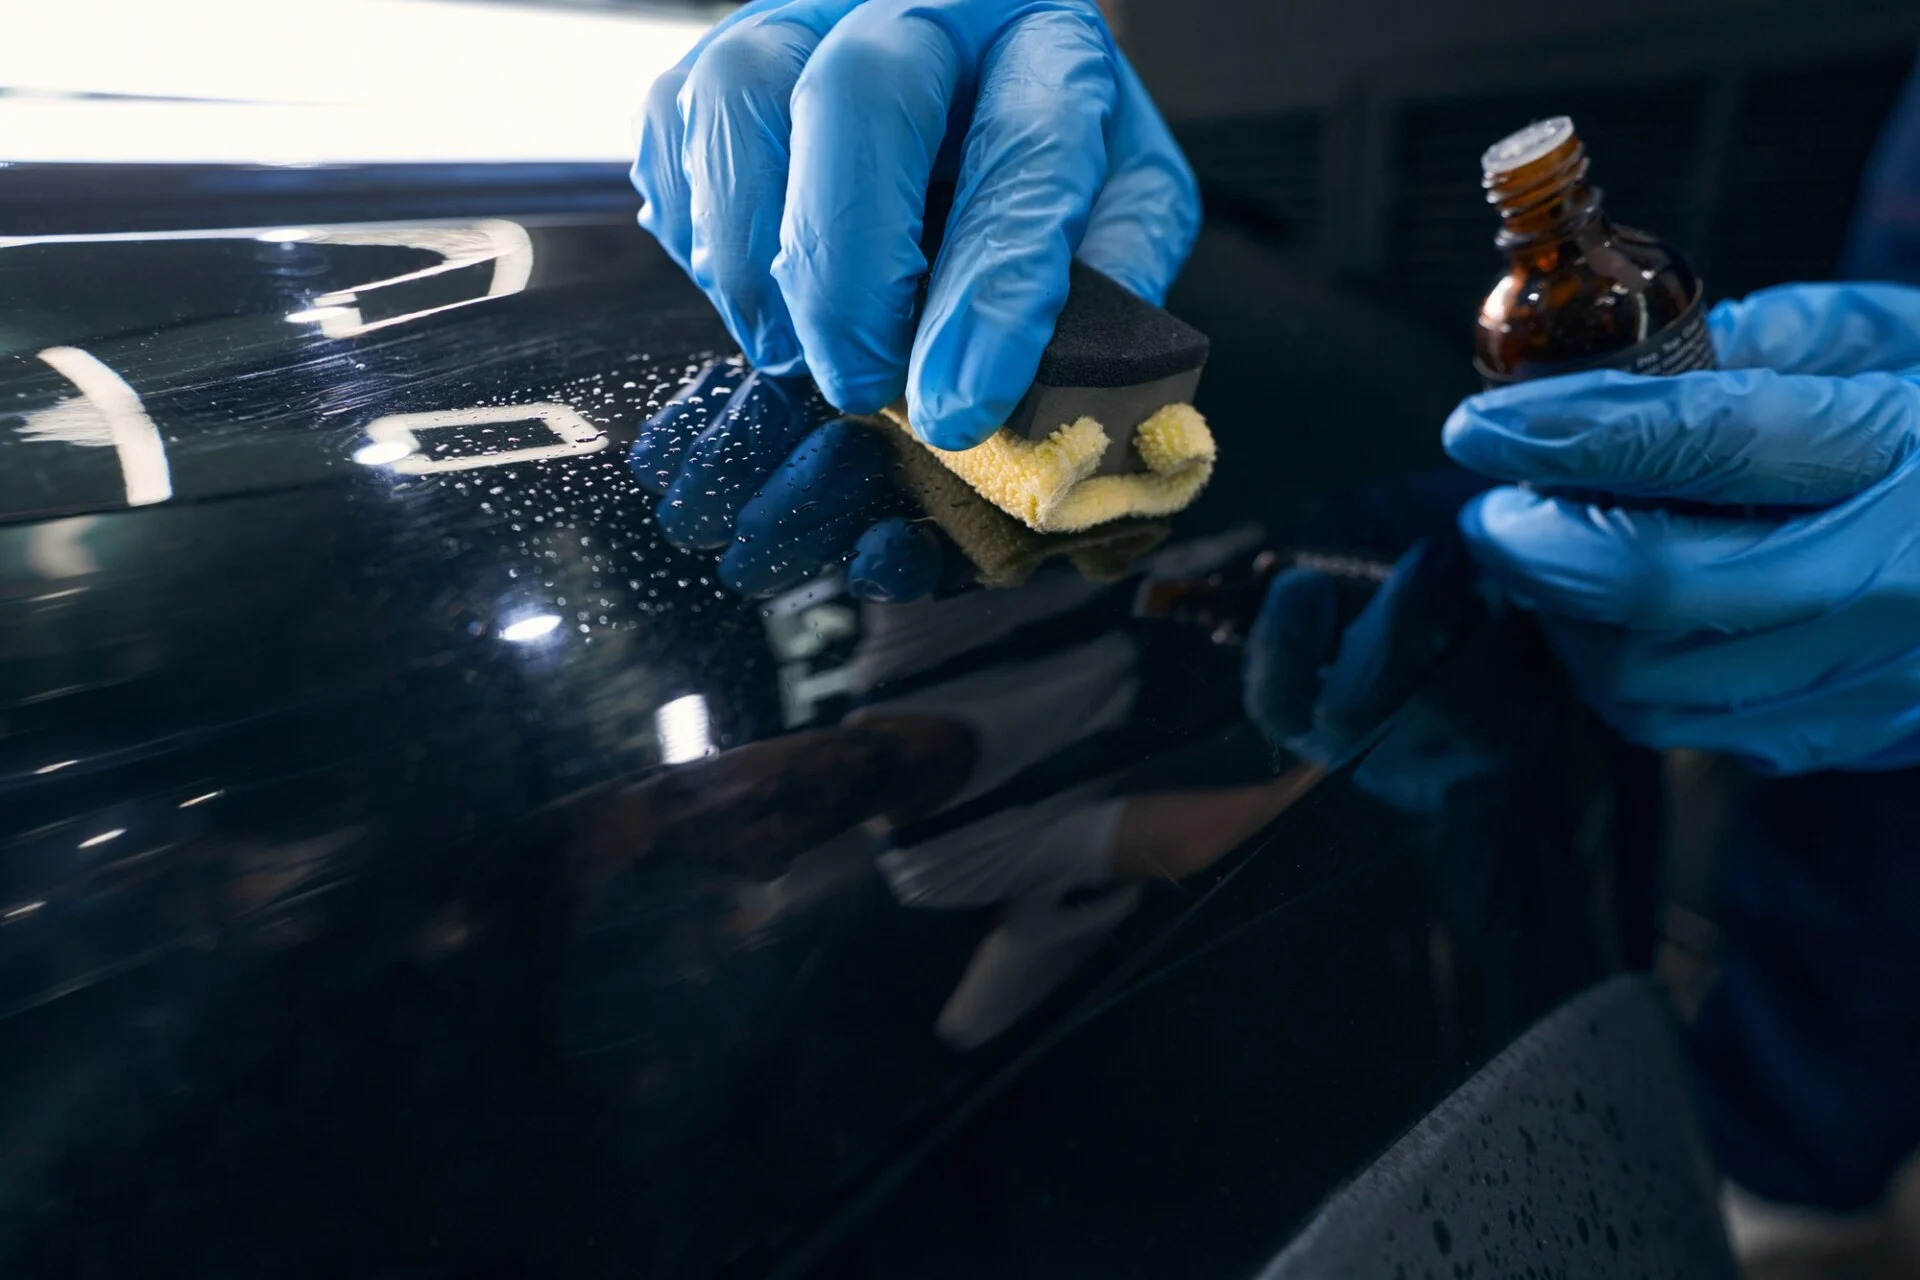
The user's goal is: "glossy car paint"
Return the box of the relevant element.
[0,205,1716,1277]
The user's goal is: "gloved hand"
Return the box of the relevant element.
[632,0,1199,451]
[1444,282,1920,775]
[1244,536,1475,772]
[633,360,946,600]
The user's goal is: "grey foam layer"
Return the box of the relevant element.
[1003,368,1203,476]
[1005,260,1209,474]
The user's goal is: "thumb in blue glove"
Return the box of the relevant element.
[631,0,1199,451]
[1444,282,1920,775]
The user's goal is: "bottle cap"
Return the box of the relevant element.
[1482,117,1576,178]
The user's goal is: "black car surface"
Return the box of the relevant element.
[0,159,1740,1279]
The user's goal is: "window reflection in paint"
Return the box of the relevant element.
[499,614,561,644]
[655,694,714,764]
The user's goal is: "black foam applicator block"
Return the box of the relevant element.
[1035,261,1209,388]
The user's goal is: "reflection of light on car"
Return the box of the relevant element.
[301,221,534,337]
[2,901,44,924]
[499,614,562,644]
[359,403,606,474]
[35,346,171,506]
[352,439,415,467]
[285,305,355,325]
[34,760,78,775]
[655,694,715,764]
[24,517,101,580]
[78,828,126,849]
[5,219,535,341]
[178,790,223,808]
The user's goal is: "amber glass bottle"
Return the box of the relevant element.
[1474,117,1713,385]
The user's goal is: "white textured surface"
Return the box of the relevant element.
[1482,115,1576,176]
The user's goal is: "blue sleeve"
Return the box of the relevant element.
[1843,49,1920,285]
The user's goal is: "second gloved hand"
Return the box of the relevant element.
[1444,282,1920,775]
[632,0,1199,451]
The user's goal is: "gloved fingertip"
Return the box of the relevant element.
[1452,487,1560,614]
[1462,483,1552,534]
[917,415,999,453]
[655,453,742,552]
[628,437,679,496]
[655,487,734,553]
[748,349,809,380]
[1439,389,1552,478]
[908,321,1043,450]
[1437,397,1488,466]
[732,314,807,379]
[813,366,907,418]
[630,361,743,495]
[1454,486,1530,559]
[847,518,943,603]
[1242,567,1347,750]
[905,389,1002,452]
[717,537,799,599]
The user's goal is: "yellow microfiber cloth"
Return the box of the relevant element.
[865,416,1170,589]
[877,402,1216,535]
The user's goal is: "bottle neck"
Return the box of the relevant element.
[1485,135,1605,249]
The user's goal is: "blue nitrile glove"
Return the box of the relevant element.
[1444,282,1920,776]
[633,360,945,600]
[1243,536,1475,771]
[631,0,1199,450]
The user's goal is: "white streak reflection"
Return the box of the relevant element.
[285,305,355,324]
[307,221,534,337]
[37,347,171,506]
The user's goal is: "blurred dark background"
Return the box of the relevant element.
[1135,0,1920,523]
[1145,0,1920,330]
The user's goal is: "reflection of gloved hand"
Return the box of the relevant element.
[632,361,945,600]
[1243,536,1474,769]
[1445,282,1920,775]
[631,0,1199,450]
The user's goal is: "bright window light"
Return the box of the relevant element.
[0,0,717,164]
[655,693,713,763]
